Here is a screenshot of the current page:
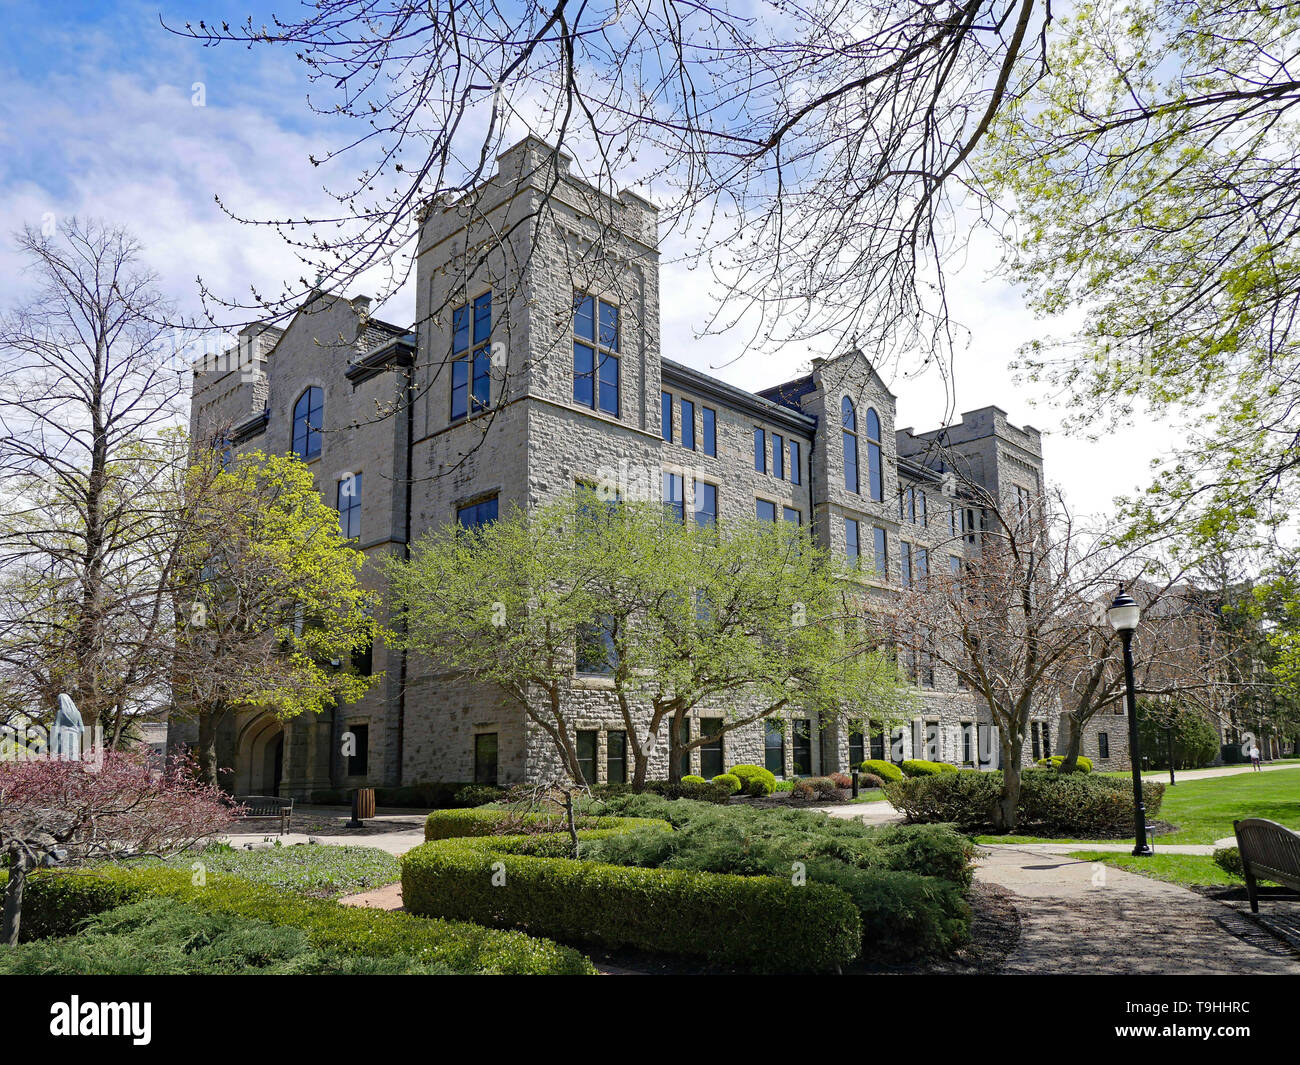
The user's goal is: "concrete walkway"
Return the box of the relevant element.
[1125,760,1298,782]
[220,806,428,857]
[977,845,1300,974]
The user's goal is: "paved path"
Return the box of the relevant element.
[977,844,1300,974]
[220,806,427,857]
[1126,761,1298,782]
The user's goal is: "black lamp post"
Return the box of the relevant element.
[1108,588,1154,857]
[1166,723,1176,786]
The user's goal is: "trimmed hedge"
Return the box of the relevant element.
[311,781,507,808]
[402,832,862,972]
[0,867,594,974]
[886,768,1167,836]
[728,764,778,796]
[859,759,904,783]
[681,775,707,785]
[425,808,664,842]
[900,759,959,778]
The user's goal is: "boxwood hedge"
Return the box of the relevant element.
[425,808,664,841]
[402,831,862,972]
[0,867,595,974]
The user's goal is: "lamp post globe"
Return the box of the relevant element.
[1108,587,1153,857]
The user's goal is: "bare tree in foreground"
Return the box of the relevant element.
[883,476,1235,830]
[0,220,190,742]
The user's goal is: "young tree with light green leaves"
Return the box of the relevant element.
[387,490,907,790]
[172,449,381,787]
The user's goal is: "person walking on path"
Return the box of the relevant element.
[1250,745,1262,771]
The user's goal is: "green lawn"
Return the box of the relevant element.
[974,767,1300,846]
[1068,851,1242,889]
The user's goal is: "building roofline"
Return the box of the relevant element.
[661,358,817,436]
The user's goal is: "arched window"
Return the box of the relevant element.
[842,396,859,494]
[866,407,883,502]
[292,386,323,460]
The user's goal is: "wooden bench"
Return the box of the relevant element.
[1233,818,1300,912]
[233,795,294,835]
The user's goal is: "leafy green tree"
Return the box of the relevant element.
[387,492,906,789]
[985,1,1300,561]
[172,449,380,787]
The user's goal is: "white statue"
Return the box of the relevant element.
[51,692,84,759]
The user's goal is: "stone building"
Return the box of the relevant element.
[184,137,1107,797]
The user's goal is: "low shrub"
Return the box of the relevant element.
[859,759,904,783]
[711,773,742,794]
[0,866,594,973]
[644,778,734,803]
[1213,846,1244,879]
[576,799,973,958]
[774,780,795,793]
[1035,755,1093,773]
[829,772,853,789]
[680,775,707,785]
[402,833,862,972]
[728,764,778,796]
[885,770,1001,831]
[900,759,959,778]
[453,784,507,808]
[1020,771,1165,835]
[861,773,885,789]
[887,768,1166,836]
[0,897,458,975]
[799,776,845,800]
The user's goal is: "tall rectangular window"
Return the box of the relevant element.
[755,498,777,523]
[336,473,362,540]
[576,616,617,676]
[907,487,916,523]
[782,506,801,526]
[1098,732,1110,759]
[792,719,812,776]
[607,730,627,784]
[573,292,619,415]
[772,432,784,479]
[848,730,864,769]
[457,495,499,531]
[949,554,962,575]
[901,541,913,588]
[764,719,785,777]
[576,729,599,785]
[681,398,695,451]
[869,723,886,762]
[917,491,927,526]
[702,407,717,456]
[451,292,492,421]
[789,439,801,484]
[873,526,888,578]
[473,733,498,784]
[661,391,673,441]
[754,427,766,473]
[962,723,974,765]
[693,480,717,527]
[845,518,860,564]
[663,472,685,523]
[346,723,369,776]
[699,718,724,779]
[678,717,691,779]
[916,547,929,586]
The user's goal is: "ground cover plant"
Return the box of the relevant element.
[144,842,400,899]
[0,864,595,974]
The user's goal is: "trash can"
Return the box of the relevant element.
[352,787,375,822]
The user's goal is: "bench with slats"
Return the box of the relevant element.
[1233,818,1300,912]
[233,795,294,835]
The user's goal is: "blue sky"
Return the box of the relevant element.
[0,1,1175,519]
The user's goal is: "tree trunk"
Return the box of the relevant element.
[1058,716,1084,774]
[667,710,688,784]
[2,845,33,946]
[993,735,1022,832]
[197,707,221,788]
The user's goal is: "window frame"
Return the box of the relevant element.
[573,291,620,416]
[291,386,324,461]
